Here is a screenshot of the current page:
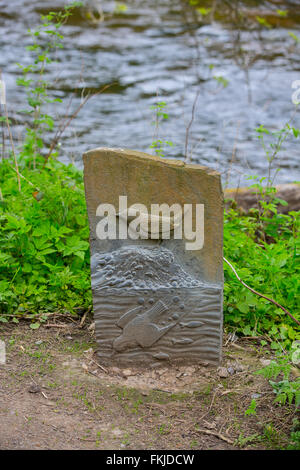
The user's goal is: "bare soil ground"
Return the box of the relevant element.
[0,321,298,450]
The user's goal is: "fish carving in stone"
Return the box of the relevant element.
[116,206,188,238]
[113,300,177,352]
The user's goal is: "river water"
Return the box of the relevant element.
[1,0,300,185]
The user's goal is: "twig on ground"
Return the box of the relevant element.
[198,389,218,422]
[88,356,108,374]
[79,307,91,328]
[79,311,88,328]
[231,343,246,351]
[194,428,235,445]
[44,324,70,328]
[239,336,264,340]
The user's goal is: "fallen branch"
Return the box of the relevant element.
[223,257,300,326]
[87,356,108,374]
[194,428,234,445]
[231,343,245,351]
[79,307,91,328]
[198,389,218,422]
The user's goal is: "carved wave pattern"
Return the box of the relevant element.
[91,246,204,290]
[93,286,222,365]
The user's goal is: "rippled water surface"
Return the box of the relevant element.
[1,0,300,185]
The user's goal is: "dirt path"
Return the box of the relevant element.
[0,322,297,450]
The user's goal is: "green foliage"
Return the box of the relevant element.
[245,399,257,416]
[255,122,300,184]
[288,431,300,450]
[0,159,91,322]
[255,16,272,29]
[195,7,211,17]
[255,346,300,407]
[288,419,300,450]
[114,2,128,14]
[288,32,300,44]
[224,168,299,348]
[149,139,174,158]
[149,101,173,158]
[16,1,82,165]
[276,10,288,18]
[213,75,229,88]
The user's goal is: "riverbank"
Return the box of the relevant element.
[225,183,300,213]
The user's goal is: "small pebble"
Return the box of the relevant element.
[260,359,271,366]
[122,368,136,377]
[185,366,196,375]
[218,367,229,378]
[28,384,41,394]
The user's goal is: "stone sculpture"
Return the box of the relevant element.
[83,148,223,366]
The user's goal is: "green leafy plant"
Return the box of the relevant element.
[149,101,173,158]
[16,1,83,168]
[0,159,91,324]
[287,419,300,450]
[255,122,300,188]
[245,399,257,416]
[255,16,272,29]
[224,191,299,347]
[213,75,229,88]
[288,32,300,44]
[255,345,300,407]
[114,2,128,14]
[276,10,288,18]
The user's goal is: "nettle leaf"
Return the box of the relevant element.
[242,325,252,336]
[22,263,32,273]
[74,251,85,260]
[62,236,89,257]
[0,252,11,264]
[33,237,52,251]
[236,301,250,314]
[32,223,51,237]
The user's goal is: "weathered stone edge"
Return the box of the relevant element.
[83,147,221,178]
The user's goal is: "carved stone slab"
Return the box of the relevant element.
[83,148,223,366]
